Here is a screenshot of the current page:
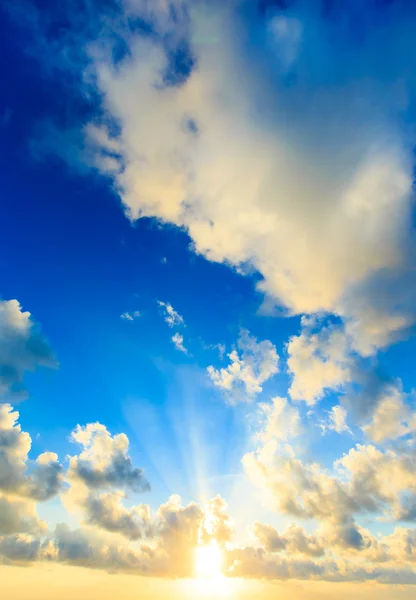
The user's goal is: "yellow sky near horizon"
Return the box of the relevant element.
[1,565,416,600]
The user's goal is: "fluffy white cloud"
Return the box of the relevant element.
[361,384,416,443]
[321,405,351,436]
[0,405,63,566]
[287,318,352,405]
[81,2,415,359]
[66,423,150,495]
[0,299,56,399]
[208,330,279,404]
[257,397,301,442]
[157,301,184,328]
[0,404,63,500]
[336,443,416,522]
[171,332,187,354]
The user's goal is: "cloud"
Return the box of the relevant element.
[335,443,416,522]
[0,299,57,400]
[48,492,233,578]
[171,332,188,354]
[287,317,352,405]
[71,1,416,359]
[0,403,31,492]
[45,523,147,572]
[157,301,184,328]
[361,384,416,443]
[257,397,301,442]
[120,310,140,321]
[66,423,150,494]
[84,491,154,540]
[0,494,45,536]
[0,533,41,564]
[0,404,63,500]
[13,1,416,360]
[1,406,416,582]
[208,330,279,403]
[321,405,351,436]
[199,495,233,546]
[4,0,416,586]
[25,452,64,501]
[0,405,62,566]
[253,522,324,557]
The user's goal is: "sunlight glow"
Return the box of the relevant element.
[195,542,224,579]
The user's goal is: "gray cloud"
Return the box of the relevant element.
[0,495,45,536]
[67,423,150,493]
[0,300,57,400]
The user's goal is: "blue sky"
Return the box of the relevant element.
[2,0,416,592]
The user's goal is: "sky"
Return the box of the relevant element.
[2,0,416,598]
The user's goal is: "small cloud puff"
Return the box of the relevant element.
[120,310,141,321]
[208,330,279,404]
[171,332,188,354]
[157,301,184,328]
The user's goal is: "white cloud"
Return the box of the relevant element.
[208,330,279,404]
[0,404,63,500]
[321,405,352,436]
[81,3,414,360]
[66,423,150,497]
[287,318,352,405]
[120,310,140,321]
[171,332,187,354]
[0,404,62,566]
[361,384,416,443]
[257,397,301,442]
[157,301,184,328]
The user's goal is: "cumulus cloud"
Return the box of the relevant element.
[0,404,63,500]
[361,384,416,443]
[48,492,233,578]
[0,494,45,536]
[243,400,416,557]
[25,452,64,501]
[45,523,147,572]
[0,533,41,564]
[0,405,62,565]
[1,405,416,582]
[66,422,150,494]
[287,317,352,405]
[208,330,279,403]
[157,301,184,328]
[84,491,153,540]
[0,299,56,400]
[253,522,324,557]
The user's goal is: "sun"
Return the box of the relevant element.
[194,542,224,579]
